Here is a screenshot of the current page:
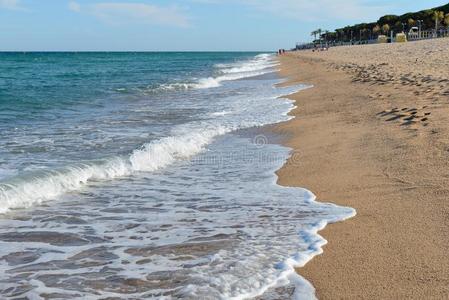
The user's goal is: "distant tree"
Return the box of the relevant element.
[323,4,449,41]
[394,21,403,32]
[445,13,449,27]
[433,10,444,30]
[378,15,398,25]
[317,28,323,41]
[343,26,352,41]
[311,30,318,41]
[360,28,367,40]
[335,29,342,41]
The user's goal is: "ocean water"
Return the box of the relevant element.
[0,52,355,299]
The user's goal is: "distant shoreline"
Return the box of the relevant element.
[0,50,272,53]
[273,39,449,298]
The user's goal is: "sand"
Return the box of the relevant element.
[274,39,449,299]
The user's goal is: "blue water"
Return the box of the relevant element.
[0,52,264,177]
[0,52,354,299]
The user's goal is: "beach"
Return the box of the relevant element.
[1,44,448,299]
[0,52,355,299]
[275,38,449,298]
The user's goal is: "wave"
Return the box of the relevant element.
[129,126,230,171]
[215,53,278,75]
[219,63,277,75]
[0,125,234,214]
[0,53,286,214]
[0,81,307,214]
[141,53,277,93]
[0,158,130,213]
[157,70,274,91]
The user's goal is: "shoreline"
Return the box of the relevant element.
[273,40,449,298]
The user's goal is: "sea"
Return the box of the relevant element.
[0,52,355,299]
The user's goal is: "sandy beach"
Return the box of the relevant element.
[275,38,449,298]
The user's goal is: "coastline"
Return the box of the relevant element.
[2,52,353,299]
[273,40,449,299]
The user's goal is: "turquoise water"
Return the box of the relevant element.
[0,52,354,299]
[0,52,257,109]
[0,52,267,179]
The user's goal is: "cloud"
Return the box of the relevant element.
[0,0,24,10]
[90,3,190,27]
[68,1,81,13]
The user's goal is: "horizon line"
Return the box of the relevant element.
[0,50,277,53]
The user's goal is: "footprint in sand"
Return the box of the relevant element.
[386,115,406,121]
[401,120,417,126]
[403,115,416,121]
[378,106,431,128]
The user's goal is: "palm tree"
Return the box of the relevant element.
[382,24,390,34]
[445,13,449,27]
[311,29,323,44]
[317,28,323,40]
[407,18,416,27]
[311,30,318,42]
[433,10,444,30]
[373,24,381,35]
[336,29,345,42]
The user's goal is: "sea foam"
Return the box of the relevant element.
[0,52,355,300]
[0,126,231,213]
[156,53,278,91]
[0,53,303,213]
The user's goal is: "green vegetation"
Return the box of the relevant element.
[311,3,449,43]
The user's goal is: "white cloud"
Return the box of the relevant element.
[0,0,24,10]
[68,1,81,13]
[90,3,190,27]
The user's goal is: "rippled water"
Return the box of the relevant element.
[0,52,354,299]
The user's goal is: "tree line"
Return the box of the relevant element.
[310,3,449,43]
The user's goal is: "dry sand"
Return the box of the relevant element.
[274,39,449,299]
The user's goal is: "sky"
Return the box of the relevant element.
[0,0,447,51]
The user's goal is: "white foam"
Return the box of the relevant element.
[193,70,271,89]
[0,127,226,213]
[0,158,131,213]
[129,126,229,172]
[0,75,312,214]
[0,53,351,300]
[170,182,355,300]
[217,53,278,74]
[211,110,231,116]
[157,54,277,91]
[192,77,222,89]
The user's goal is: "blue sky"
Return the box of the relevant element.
[0,0,447,51]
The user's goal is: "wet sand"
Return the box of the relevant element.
[274,39,449,298]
